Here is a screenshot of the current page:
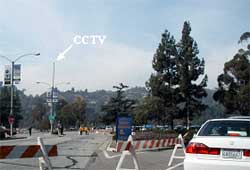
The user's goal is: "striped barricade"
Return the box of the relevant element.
[168,134,186,167]
[116,135,140,170]
[0,137,58,170]
[0,145,57,159]
[116,137,180,152]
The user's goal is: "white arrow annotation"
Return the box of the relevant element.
[56,44,73,61]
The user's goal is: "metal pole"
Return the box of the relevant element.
[187,108,190,130]
[115,112,118,143]
[247,55,250,115]
[186,98,190,130]
[50,105,53,134]
[52,62,55,118]
[0,53,39,136]
[10,61,14,136]
[50,62,55,134]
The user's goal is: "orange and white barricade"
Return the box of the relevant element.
[168,134,186,166]
[116,135,140,170]
[0,137,58,170]
[105,135,181,170]
[116,137,180,152]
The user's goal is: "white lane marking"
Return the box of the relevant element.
[103,150,121,159]
[103,150,145,159]
[165,162,184,170]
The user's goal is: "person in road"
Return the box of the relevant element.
[28,126,32,136]
[60,123,64,135]
[57,121,62,136]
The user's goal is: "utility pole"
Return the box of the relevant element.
[51,62,55,134]
[0,53,40,136]
[10,61,14,136]
[37,62,70,134]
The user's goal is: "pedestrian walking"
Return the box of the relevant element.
[57,121,62,136]
[60,123,64,136]
[28,127,32,136]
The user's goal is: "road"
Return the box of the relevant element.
[0,131,110,170]
[0,131,184,170]
[88,148,184,170]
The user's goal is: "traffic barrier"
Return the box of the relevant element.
[168,134,186,167]
[116,135,140,170]
[116,137,179,152]
[0,137,58,170]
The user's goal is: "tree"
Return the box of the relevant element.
[31,98,49,127]
[56,99,74,128]
[133,96,165,125]
[146,30,180,129]
[214,33,250,115]
[55,97,87,128]
[239,31,250,49]
[176,21,208,127]
[72,96,87,126]
[0,86,22,128]
[30,95,51,130]
[101,83,136,125]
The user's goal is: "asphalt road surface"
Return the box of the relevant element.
[87,148,184,170]
[0,131,109,170]
[0,131,184,170]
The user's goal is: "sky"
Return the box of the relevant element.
[0,0,249,95]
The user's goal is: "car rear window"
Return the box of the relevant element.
[198,120,250,137]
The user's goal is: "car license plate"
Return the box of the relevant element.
[222,149,242,159]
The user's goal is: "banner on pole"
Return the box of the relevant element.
[14,64,21,84]
[4,65,11,86]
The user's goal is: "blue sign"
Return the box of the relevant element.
[145,124,153,129]
[116,117,132,141]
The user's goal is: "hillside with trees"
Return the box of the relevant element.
[0,22,248,130]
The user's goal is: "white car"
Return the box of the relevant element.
[184,118,250,170]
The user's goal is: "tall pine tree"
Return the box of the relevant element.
[176,21,208,128]
[146,30,180,129]
[101,83,136,125]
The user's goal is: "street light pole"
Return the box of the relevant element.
[0,53,40,136]
[37,63,70,134]
[10,61,14,136]
[51,62,55,134]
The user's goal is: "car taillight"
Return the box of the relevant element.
[243,150,250,157]
[186,143,220,155]
[228,133,240,137]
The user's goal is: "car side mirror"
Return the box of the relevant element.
[193,133,197,138]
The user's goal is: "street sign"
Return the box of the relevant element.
[46,90,58,103]
[48,114,55,121]
[145,124,153,129]
[8,115,15,124]
[52,99,58,102]
[116,117,132,141]
[46,99,58,103]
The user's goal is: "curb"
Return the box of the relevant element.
[106,141,117,152]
